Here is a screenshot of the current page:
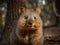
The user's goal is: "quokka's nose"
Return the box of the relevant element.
[28,22,32,26]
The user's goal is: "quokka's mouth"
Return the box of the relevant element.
[25,26,38,30]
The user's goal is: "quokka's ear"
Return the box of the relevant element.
[19,7,26,14]
[34,7,41,15]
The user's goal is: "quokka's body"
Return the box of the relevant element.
[10,8,44,45]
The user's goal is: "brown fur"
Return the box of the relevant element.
[10,8,44,45]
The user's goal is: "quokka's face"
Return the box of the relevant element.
[17,8,43,30]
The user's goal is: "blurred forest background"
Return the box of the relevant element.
[0,0,57,30]
[0,0,60,45]
[0,0,6,30]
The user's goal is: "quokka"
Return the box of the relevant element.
[10,7,44,45]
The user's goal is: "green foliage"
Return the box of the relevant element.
[41,0,56,26]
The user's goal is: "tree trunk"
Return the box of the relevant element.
[3,0,27,44]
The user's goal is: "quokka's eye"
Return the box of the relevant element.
[34,16,37,19]
[24,16,28,19]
